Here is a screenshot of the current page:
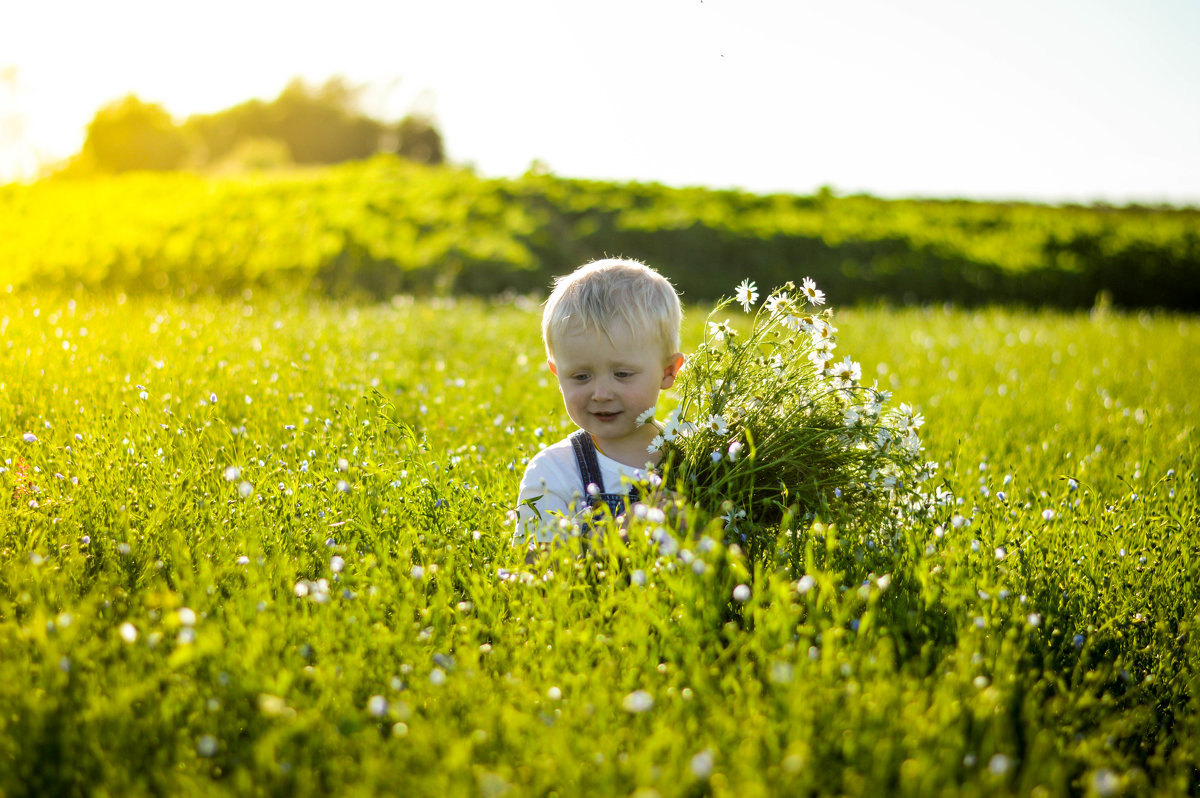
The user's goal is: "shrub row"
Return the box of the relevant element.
[2,155,1197,308]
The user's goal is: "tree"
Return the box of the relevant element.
[82,95,191,172]
[393,114,445,165]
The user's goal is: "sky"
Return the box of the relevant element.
[2,0,1198,204]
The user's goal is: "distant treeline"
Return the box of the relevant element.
[2,155,1197,309]
[58,78,443,176]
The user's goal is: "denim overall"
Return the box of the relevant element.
[569,429,641,523]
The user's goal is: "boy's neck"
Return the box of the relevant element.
[590,424,662,470]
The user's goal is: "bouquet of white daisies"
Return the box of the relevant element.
[650,278,943,559]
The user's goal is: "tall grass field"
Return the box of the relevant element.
[1,288,1197,795]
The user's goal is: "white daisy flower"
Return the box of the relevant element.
[810,318,837,347]
[896,402,924,430]
[830,356,862,388]
[735,279,758,312]
[635,406,656,425]
[707,319,735,341]
[704,414,729,436]
[765,292,797,317]
[801,276,826,306]
[809,348,834,370]
[647,435,666,453]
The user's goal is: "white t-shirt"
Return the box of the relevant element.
[512,434,651,545]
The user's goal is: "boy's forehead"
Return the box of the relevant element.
[556,317,641,345]
[553,322,664,359]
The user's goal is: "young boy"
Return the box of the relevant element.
[512,258,685,547]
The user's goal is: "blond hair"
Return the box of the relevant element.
[542,258,682,359]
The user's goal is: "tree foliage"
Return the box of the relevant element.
[81,95,193,173]
[75,78,444,174]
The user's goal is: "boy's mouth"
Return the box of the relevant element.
[591,411,621,422]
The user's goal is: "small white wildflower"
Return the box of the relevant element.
[1091,769,1120,797]
[690,749,716,779]
[727,440,743,461]
[765,291,795,316]
[796,574,816,594]
[801,276,825,306]
[238,481,253,498]
[177,607,197,626]
[330,555,345,573]
[732,584,752,602]
[647,435,666,453]
[721,506,746,529]
[707,319,735,342]
[547,686,563,701]
[223,465,241,481]
[830,356,862,387]
[1042,508,1056,521]
[635,406,656,425]
[735,279,758,312]
[22,432,38,443]
[197,735,218,758]
[704,414,728,436]
[119,622,138,643]
[429,668,446,686]
[621,690,654,713]
[367,695,389,717]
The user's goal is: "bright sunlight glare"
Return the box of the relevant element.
[1,0,1198,204]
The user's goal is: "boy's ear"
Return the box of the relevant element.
[660,353,685,389]
[547,358,558,376]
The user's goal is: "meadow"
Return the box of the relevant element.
[1,285,1196,796]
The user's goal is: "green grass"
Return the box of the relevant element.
[1,290,1197,796]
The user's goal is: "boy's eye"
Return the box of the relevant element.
[615,371,633,379]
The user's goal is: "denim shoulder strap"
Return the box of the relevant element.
[569,429,606,496]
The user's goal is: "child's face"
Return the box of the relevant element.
[548,325,683,463]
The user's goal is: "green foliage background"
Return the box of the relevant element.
[2,154,1197,308]
[1,290,1197,795]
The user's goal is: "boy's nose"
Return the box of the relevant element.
[591,379,615,400]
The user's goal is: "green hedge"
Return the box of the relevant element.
[2,155,1197,308]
